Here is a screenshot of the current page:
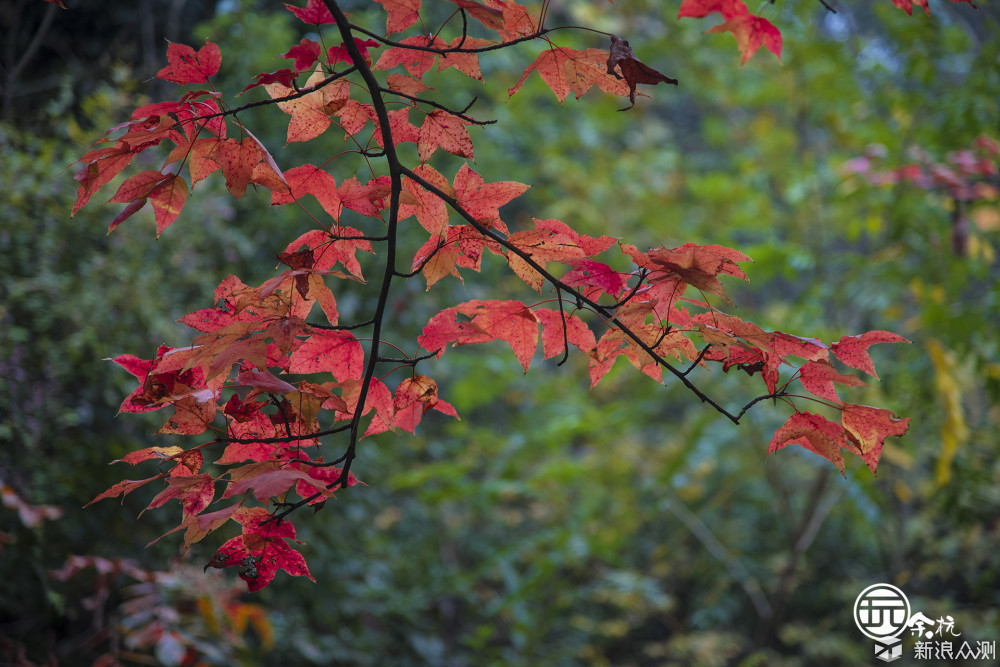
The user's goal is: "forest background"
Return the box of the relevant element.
[1,0,998,664]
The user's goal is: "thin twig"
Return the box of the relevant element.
[380,85,494,125]
[348,22,552,54]
[555,287,571,367]
[376,350,441,365]
[667,493,773,621]
[680,345,711,376]
[400,164,743,424]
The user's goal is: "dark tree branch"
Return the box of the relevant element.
[271,0,778,525]
[138,67,358,127]
[325,0,407,492]
[380,85,494,125]
[217,423,352,445]
[348,22,552,54]
[680,345,711,376]
[555,288,571,367]
[376,350,441,365]
[399,164,743,424]
[396,236,450,278]
[610,269,648,308]
[734,392,786,421]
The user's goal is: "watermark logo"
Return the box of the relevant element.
[854,584,910,661]
[854,583,997,663]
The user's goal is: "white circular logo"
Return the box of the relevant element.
[854,583,911,640]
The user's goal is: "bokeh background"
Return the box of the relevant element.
[1,0,998,664]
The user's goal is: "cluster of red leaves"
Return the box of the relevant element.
[843,135,998,255]
[75,0,914,592]
[891,0,977,15]
[843,135,999,202]
[678,0,977,64]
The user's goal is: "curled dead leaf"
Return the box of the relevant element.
[606,35,678,110]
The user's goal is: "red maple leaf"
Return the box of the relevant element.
[123,174,190,237]
[288,330,366,381]
[208,507,314,592]
[374,0,422,34]
[290,462,360,501]
[772,333,830,363]
[156,395,218,436]
[235,369,297,394]
[534,309,597,359]
[842,404,910,475]
[283,38,322,71]
[284,0,335,24]
[210,137,263,198]
[271,164,343,220]
[156,39,222,85]
[217,413,281,465]
[444,0,503,30]
[114,445,184,466]
[679,0,782,65]
[109,169,171,205]
[768,411,850,475]
[401,164,453,236]
[452,164,529,231]
[510,47,629,103]
[420,300,539,371]
[678,0,747,20]
[224,395,268,423]
[391,375,459,433]
[375,35,446,78]
[224,464,322,503]
[418,110,474,162]
[498,1,538,42]
[73,144,138,215]
[282,228,373,280]
[145,473,215,518]
[891,0,930,15]
[265,70,350,144]
[506,222,585,291]
[85,476,162,507]
[626,243,750,316]
[831,330,910,379]
[374,108,421,149]
[437,37,493,81]
[561,259,627,298]
[412,236,462,288]
[327,38,380,65]
[109,344,178,413]
[385,73,430,97]
[336,377,396,434]
[165,137,222,187]
[177,503,240,550]
[797,360,867,403]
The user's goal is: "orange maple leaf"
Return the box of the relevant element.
[373,0,421,34]
[265,68,350,143]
